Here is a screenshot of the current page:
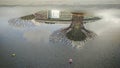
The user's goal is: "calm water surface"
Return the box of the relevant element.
[0,6,120,68]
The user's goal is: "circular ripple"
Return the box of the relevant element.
[49,28,93,49]
[8,18,36,28]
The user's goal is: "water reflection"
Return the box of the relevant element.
[8,19,94,49]
[8,12,100,49]
[49,28,85,48]
[8,18,40,28]
[7,8,120,50]
[1,7,120,68]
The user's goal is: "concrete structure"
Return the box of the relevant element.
[34,10,72,20]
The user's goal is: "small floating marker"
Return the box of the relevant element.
[11,53,16,57]
[69,58,73,64]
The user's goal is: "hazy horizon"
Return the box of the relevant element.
[0,0,120,6]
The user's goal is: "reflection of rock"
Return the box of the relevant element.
[49,28,72,46]
[49,13,97,49]
[8,18,40,28]
[49,28,90,49]
[31,19,41,25]
[65,13,96,41]
[20,14,35,20]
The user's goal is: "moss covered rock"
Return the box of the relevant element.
[66,28,86,41]
[21,14,35,20]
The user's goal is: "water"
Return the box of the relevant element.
[0,6,120,68]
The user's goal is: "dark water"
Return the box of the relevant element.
[0,6,120,68]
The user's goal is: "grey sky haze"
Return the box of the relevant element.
[0,0,120,5]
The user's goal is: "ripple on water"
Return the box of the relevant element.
[49,28,95,49]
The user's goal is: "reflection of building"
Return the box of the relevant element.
[33,10,100,24]
[50,10,60,18]
[34,10,72,20]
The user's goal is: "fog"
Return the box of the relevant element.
[0,6,120,68]
[0,0,120,5]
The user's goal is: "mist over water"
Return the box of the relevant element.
[0,6,120,68]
